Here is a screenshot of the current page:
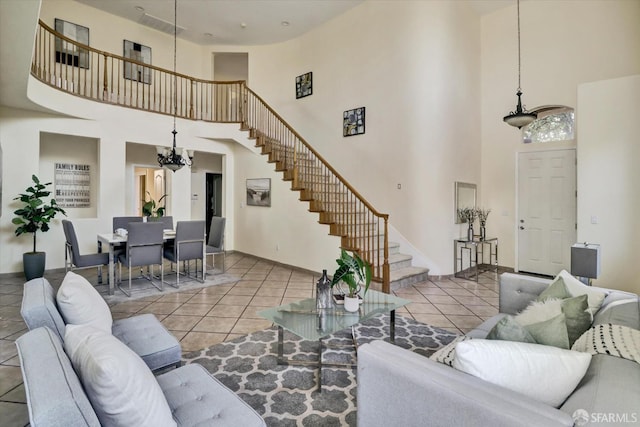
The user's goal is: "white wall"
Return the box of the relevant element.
[240,0,482,275]
[577,75,640,294]
[481,1,640,280]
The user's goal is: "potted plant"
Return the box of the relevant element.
[331,249,372,312]
[142,192,166,218]
[12,175,66,280]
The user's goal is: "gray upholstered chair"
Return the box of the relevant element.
[112,215,143,231]
[206,217,226,273]
[62,220,109,284]
[164,220,206,287]
[117,221,165,297]
[149,215,174,230]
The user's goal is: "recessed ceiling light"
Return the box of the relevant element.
[204,32,213,37]
[135,5,144,12]
[240,22,247,29]
[281,21,290,27]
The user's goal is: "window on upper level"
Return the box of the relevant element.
[522,107,574,144]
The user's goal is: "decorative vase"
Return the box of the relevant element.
[467,223,474,241]
[316,269,334,309]
[344,295,360,312]
[480,223,486,241]
[23,252,46,280]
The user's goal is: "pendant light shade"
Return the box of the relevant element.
[503,0,537,129]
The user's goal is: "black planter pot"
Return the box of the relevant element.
[23,252,46,280]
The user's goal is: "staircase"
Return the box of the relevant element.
[30,19,431,292]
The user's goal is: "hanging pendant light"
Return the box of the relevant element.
[156,0,193,171]
[503,0,537,129]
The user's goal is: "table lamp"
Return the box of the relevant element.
[571,243,600,286]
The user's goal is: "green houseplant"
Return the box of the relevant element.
[331,249,372,312]
[142,192,166,217]
[13,175,66,279]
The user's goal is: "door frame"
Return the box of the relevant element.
[515,147,576,274]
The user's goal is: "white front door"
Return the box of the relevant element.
[517,149,576,276]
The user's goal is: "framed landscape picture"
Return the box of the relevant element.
[54,19,90,69]
[246,178,271,207]
[295,72,312,99]
[343,107,365,137]
[124,40,152,84]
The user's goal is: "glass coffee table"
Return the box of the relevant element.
[258,289,410,391]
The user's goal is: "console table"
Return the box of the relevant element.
[453,236,498,281]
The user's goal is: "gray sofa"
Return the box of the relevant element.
[357,272,640,427]
[20,276,181,372]
[16,326,266,427]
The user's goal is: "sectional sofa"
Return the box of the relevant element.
[358,272,640,427]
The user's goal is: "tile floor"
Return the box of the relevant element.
[0,252,502,426]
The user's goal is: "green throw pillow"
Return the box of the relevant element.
[538,278,572,302]
[488,313,571,349]
[526,313,570,349]
[560,294,592,346]
[487,316,537,343]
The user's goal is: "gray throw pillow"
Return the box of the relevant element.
[526,313,570,349]
[537,278,572,302]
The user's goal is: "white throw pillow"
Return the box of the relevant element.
[515,298,563,326]
[57,271,113,333]
[555,270,606,314]
[64,324,176,427]
[452,339,591,407]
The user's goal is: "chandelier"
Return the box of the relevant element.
[503,0,537,129]
[156,0,193,171]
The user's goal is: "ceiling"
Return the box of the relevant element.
[73,0,515,46]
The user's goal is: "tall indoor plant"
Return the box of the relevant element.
[331,249,372,312]
[13,175,66,279]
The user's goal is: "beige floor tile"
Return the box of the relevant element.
[411,313,456,328]
[218,294,254,306]
[0,321,27,340]
[224,333,245,342]
[0,366,23,396]
[250,295,283,306]
[260,281,288,289]
[483,297,500,306]
[433,303,474,316]
[451,295,488,305]
[185,293,223,305]
[418,287,449,296]
[0,340,18,364]
[161,315,201,331]
[234,280,263,289]
[180,332,227,352]
[207,304,247,318]
[444,287,475,296]
[0,306,24,322]
[227,287,259,296]
[0,401,29,427]
[286,280,313,289]
[470,289,499,298]
[198,285,233,295]
[283,288,312,299]
[406,302,440,314]
[426,295,458,304]
[1,383,26,403]
[192,316,238,333]
[156,293,196,303]
[171,330,188,341]
[136,301,182,315]
[254,288,285,297]
[172,303,215,316]
[447,315,483,330]
[108,300,150,314]
[242,273,269,281]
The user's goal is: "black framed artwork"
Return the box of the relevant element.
[295,72,312,99]
[123,40,152,84]
[54,19,90,69]
[343,107,365,137]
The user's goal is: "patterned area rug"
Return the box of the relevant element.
[182,314,458,426]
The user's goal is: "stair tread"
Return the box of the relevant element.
[390,266,429,281]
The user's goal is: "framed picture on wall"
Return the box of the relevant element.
[54,18,90,69]
[246,178,271,207]
[123,40,152,84]
[295,72,312,99]
[343,107,365,137]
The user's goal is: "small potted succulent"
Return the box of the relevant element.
[331,249,372,312]
[13,175,66,280]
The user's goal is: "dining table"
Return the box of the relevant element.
[97,229,176,295]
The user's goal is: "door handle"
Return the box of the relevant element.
[520,219,524,223]
[519,226,525,230]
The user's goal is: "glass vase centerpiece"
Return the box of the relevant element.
[457,207,478,241]
[477,208,491,241]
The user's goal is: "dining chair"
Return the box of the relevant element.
[149,215,173,230]
[117,222,165,297]
[206,217,226,273]
[112,216,143,232]
[62,220,110,284]
[164,220,206,287]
